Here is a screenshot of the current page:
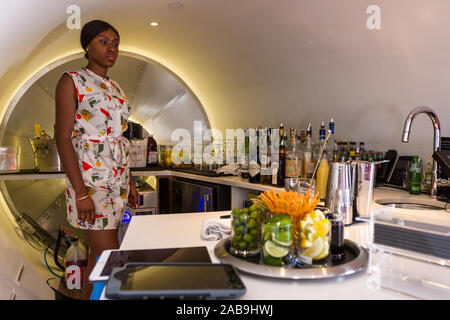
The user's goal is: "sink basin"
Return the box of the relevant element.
[375,197,447,211]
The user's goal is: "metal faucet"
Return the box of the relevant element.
[401,106,441,198]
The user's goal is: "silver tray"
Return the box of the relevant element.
[214,237,369,280]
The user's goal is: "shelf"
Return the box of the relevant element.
[0,168,284,193]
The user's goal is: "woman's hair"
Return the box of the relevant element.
[80,20,120,59]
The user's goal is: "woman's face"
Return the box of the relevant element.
[86,29,119,68]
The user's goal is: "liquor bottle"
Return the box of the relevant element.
[277,132,286,187]
[349,142,357,160]
[146,135,158,167]
[316,145,330,200]
[249,129,261,183]
[328,118,338,162]
[409,156,421,195]
[260,127,271,185]
[316,121,326,160]
[279,123,285,140]
[300,129,306,145]
[285,129,301,180]
[302,123,316,178]
[240,128,249,178]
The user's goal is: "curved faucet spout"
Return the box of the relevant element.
[401,106,441,198]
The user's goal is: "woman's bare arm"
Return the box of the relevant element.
[55,74,96,225]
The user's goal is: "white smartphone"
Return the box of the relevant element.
[89,246,212,282]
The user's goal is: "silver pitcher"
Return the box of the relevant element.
[29,131,62,172]
[325,162,355,225]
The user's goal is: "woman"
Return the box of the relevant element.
[55,20,139,300]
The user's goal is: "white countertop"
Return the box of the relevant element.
[98,186,450,300]
[113,211,404,300]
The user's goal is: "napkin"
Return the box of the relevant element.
[216,163,240,176]
[200,217,231,241]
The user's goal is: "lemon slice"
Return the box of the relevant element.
[301,237,324,258]
[314,219,331,238]
[264,240,289,258]
[311,209,325,222]
[300,238,312,249]
[314,239,329,260]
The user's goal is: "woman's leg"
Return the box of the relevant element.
[82,229,119,300]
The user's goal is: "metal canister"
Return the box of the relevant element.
[325,162,354,225]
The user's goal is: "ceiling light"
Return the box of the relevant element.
[150,21,159,27]
[168,2,183,9]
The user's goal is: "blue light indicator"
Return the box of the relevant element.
[121,209,132,226]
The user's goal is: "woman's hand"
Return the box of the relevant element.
[76,196,96,225]
[127,184,140,209]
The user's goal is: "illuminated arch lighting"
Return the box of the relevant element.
[0,48,212,224]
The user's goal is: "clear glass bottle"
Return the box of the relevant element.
[285,129,301,179]
[302,123,315,178]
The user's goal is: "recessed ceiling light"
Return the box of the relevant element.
[168,2,183,9]
[150,21,159,27]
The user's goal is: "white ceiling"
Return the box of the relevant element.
[0,0,449,160]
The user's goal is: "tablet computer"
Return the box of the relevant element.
[105,263,246,300]
[89,247,212,282]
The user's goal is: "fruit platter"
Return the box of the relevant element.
[214,189,369,280]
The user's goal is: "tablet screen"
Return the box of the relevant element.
[101,247,211,276]
[119,264,244,291]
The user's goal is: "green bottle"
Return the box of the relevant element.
[409,156,421,195]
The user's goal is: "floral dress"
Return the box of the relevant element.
[63,67,131,230]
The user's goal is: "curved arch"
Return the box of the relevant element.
[0,50,211,143]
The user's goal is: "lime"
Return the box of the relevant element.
[237,225,246,234]
[238,241,247,250]
[232,219,241,228]
[233,233,242,241]
[232,208,240,215]
[249,229,258,237]
[247,218,257,229]
[269,214,290,223]
[249,241,258,249]
[241,208,249,215]
[249,204,258,212]
[263,223,276,234]
[240,214,249,223]
[271,231,293,246]
[243,234,253,243]
[263,255,283,266]
[264,240,289,258]
[249,211,258,220]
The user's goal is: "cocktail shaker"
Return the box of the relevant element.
[325,162,354,225]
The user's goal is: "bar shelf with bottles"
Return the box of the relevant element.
[241,119,387,198]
